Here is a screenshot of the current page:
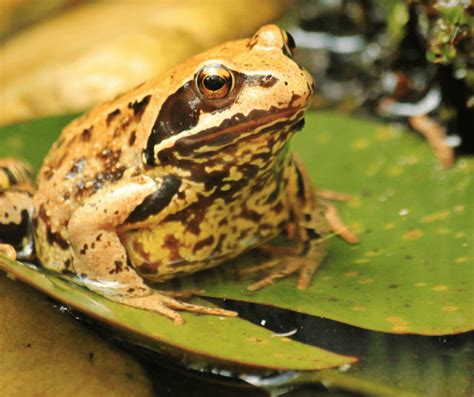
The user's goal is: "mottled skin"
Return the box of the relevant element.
[0,159,35,260]
[0,25,329,323]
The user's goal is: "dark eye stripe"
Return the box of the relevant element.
[172,106,302,154]
[144,72,280,166]
[144,81,200,166]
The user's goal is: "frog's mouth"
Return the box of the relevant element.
[222,108,306,148]
[174,105,306,156]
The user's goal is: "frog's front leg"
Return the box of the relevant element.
[245,155,330,291]
[68,175,236,324]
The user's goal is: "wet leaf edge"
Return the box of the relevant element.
[0,254,357,372]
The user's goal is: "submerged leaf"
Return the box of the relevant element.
[0,256,355,371]
[0,272,154,397]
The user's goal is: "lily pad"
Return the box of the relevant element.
[0,114,77,171]
[0,255,355,371]
[227,302,474,397]
[0,112,472,394]
[178,112,473,336]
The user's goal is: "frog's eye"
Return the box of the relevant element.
[196,65,234,100]
[282,30,296,57]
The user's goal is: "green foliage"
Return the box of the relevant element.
[0,256,354,371]
[425,1,474,67]
[378,0,410,47]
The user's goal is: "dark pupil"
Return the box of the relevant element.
[204,75,226,91]
[286,31,295,50]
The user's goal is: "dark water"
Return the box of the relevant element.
[70,297,473,397]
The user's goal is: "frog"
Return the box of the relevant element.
[0,25,330,324]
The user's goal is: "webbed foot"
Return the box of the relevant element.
[113,292,237,324]
[241,241,327,291]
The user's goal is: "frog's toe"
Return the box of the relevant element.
[323,201,360,244]
[296,251,326,290]
[245,250,326,291]
[164,298,238,318]
[238,258,281,276]
[113,293,185,323]
[113,292,237,324]
[155,303,185,325]
[160,288,206,299]
[246,259,304,291]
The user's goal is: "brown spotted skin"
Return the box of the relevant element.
[2,25,328,322]
[0,159,35,260]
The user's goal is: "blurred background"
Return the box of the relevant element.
[1,0,472,152]
[0,1,472,396]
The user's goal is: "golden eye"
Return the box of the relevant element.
[282,30,296,57]
[196,65,233,99]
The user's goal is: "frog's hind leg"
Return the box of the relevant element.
[0,159,35,260]
[68,176,236,324]
[0,158,33,190]
[244,155,330,291]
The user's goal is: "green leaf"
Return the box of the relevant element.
[0,114,77,173]
[0,255,355,371]
[178,112,473,336]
